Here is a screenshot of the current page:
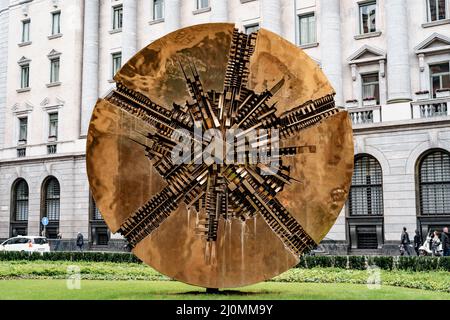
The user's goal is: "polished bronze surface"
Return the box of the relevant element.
[86,23,354,288]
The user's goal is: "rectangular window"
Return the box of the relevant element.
[153,0,164,20]
[93,200,103,220]
[49,113,58,139]
[299,13,316,45]
[20,65,29,88]
[427,0,447,21]
[21,20,30,42]
[50,58,60,83]
[197,0,209,9]
[359,1,377,34]
[112,52,122,78]
[362,73,380,104]
[430,62,450,98]
[112,5,123,30]
[19,117,27,142]
[51,11,61,35]
[244,24,260,35]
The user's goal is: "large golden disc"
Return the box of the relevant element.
[86,23,354,288]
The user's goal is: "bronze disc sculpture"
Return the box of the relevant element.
[86,23,354,289]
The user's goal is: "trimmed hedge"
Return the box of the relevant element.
[0,251,141,263]
[0,251,449,272]
[297,255,450,272]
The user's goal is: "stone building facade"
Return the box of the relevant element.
[0,0,449,254]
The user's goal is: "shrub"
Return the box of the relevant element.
[333,256,348,269]
[305,256,333,268]
[0,251,141,263]
[348,256,366,270]
[369,256,394,270]
[397,256,416,271]
[439,257,450,272]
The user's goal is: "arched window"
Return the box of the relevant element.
[10,179,29,237]
[14,179,29,221]
[41,177,60,239]
[45,178,60,221]
[419,150,450,215]
[349,155,383,216]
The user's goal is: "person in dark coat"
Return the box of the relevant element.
[413,230,422,256]
[400,227,411,256]
[76,232,84,251]
[442,227,449,257]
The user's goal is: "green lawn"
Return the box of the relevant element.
[0,260,449,300]
[1,280,449,300]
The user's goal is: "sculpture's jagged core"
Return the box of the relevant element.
[86,23,354,288]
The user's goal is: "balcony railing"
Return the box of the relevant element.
[348,105,381,125]
[411,97,449,119]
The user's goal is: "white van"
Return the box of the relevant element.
[0,236,50,253]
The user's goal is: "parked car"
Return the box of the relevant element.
[0,236,50,253]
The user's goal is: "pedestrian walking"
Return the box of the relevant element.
[413,229,422,256]
[76,232,84,251]
[431,231,442,256]
[54,232,62,251]
[442,227,450,257]
[400,227,411,256]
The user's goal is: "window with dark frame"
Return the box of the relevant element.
[112,5,123,30]
[427,0,447,22]
[362,73,380,104]
[91,197,109,245]
[419,150,450,215]
[298,13,316,45]
[92,199,103,220]
[21,20,30,42]
[51,11,61,35]
[20,64,29,88]
[349,155,384,216]
[112,52,122,78]
[244,24,259,35]
[45,178,60,221]
[14,180,29,222]
[18,117,27,142]
[197,0,209,9]
[49,113,58,139]
[359,1,377,34]
[50,58,60,83]
[153,0,164,20]
[430,62,450,98]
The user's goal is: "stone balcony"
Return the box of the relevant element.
[348,105,382,125]
[347,96,450,128]
[411,97,449,119]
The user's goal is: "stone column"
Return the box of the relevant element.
[122,0,138,64]
[165,0,181,34]
[385,0,412,102]
[0,2,9,148]
[261,0,281,35]
[320,0,343,107]
[80,0,99,137]
[210,0,228,22]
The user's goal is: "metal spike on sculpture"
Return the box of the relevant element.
[86,23,354,289]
